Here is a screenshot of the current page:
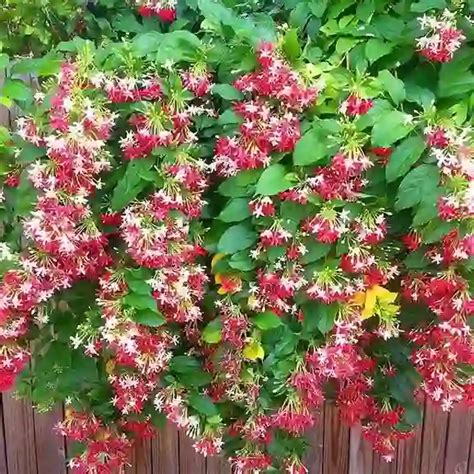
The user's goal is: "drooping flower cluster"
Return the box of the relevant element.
[0,25,472,474]
[425,125,473,221]
[0,62,116,391]
[417,9,466,62]
[213,42,318,176]
[133,0,177,22]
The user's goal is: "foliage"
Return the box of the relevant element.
[0,0,473,473]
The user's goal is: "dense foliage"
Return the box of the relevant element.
[0,1,473,473]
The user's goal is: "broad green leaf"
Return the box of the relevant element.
[365,39,393,64]
[252,311,282,330]
[410,0,447,12]
[229,251,257,271]
[212,84,243,100]
[378,70,406,105]
[124,293,160,313]
[170,356,202,373]
[423,219,456,244]
[386,136,426,182]
[188,393,218,417]
[1,79,32,102]
[438,49,474,98]
[111,158,155,211]
[0,53,8,69]
[217,223,258,254]
[294,122,340,166]
[217,198,251,222]
[133,309,166,327]
[412,188,443,226]
[395,165,440,211]
[371,110,413,147]
[202,319,222,344]
[302,302,338,334]
[283,29,301,61]
[255,164,294,196]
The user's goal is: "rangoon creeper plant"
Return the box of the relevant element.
[0,0,473,473]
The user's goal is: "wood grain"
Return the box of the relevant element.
[33,407,67,474]
[0,395,9,474]
[443,406,473,474]
[323,403,349,474]
[419,402,449,474]
[305,407,324,474]
[349,424,373,474]
[2,392,37,474]
[151,422,179,474]
[179,430,205,474]
[206,455,231,474]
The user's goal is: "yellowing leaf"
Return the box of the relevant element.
[211,253,225,269]
[243,341,264,361]
[106,359,116,375]
[353,285,399,320]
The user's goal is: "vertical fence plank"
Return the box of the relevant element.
[151,422,179,474]
[0,395,9,474]
[305,408,325,474]
[323,403,349,474]
[372,452,398,474]
[206,455,231,474]
[2,392,37,474]
[420,403,449,474]
[135,439,153,474]
[443,406,473,474]
[349,424,373,474]
[396,426,423,474]
[179,430,205,474]
[33,407,66,474]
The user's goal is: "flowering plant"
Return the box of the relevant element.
[0,1,473,473]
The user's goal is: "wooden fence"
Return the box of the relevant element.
[0,391,472,474]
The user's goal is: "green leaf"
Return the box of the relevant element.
[202,319,222,344]
[412,188,443,226]
[410,0,447,12]
[133,309,166,327]
[123,293,159,312]
[229,251,257,271]
[255,164,294,196]
[395,165,440,211]
[386,136,426,182]
[423,219,456,244]
[253,311,282,331]
[111,158,155,211]
[294,122,340,166]
[365,39,393,64]
[217,198,251,222]
[378,70,406,105]
[188,393,218,417]
[170,356,202,373]
[283,29,301,62]
[212,84,243,100]
[1,79,32,102]
[371,111,413,147]
[438,49,474,98]
[0,54,9,69]
[302,302,338,334]
[217,223,258,254]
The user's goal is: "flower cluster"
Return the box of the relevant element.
[213,42,318,176]
[0,62,115,391]
[425,125,473,221]
[133,0,177,22]
[0,21,472,473]
[417,9,465,62]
